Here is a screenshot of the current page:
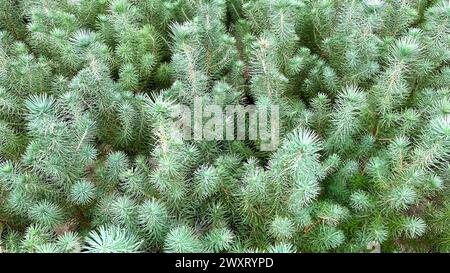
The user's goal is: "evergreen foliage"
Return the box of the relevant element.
[0,0,449,253]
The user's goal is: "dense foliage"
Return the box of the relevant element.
[0,0,449,253]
